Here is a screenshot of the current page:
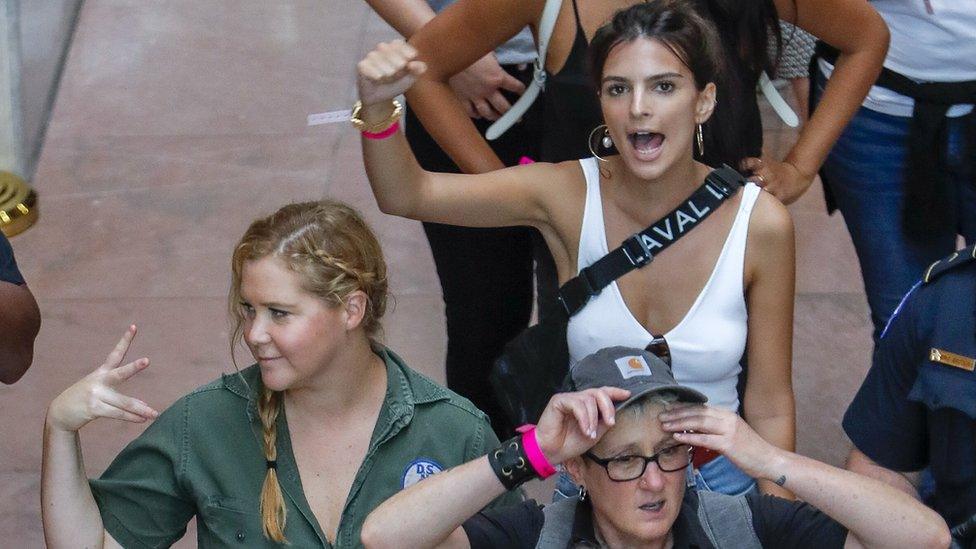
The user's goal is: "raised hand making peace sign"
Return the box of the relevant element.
[46,325,159,433]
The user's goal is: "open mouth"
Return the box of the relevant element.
[638,500,665,513]
[627,131,665,157]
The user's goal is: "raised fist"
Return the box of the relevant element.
[357,40,427,107]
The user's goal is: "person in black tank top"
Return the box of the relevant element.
[539,0,601,163]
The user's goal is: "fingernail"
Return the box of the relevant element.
[589,430,597,439]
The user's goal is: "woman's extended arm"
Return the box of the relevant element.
[662,406,950,548]
[364,0,438,37]
[357,40,567,229]
[846,448,920,500]
[364,0,527,120]
[361,388,628,549]
[405,0,543,173]
[742,193,796,498]
[41,326,158,549]
[744,0,889,204]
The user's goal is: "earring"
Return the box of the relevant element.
[588,125,611,163]
[578,485,588,502]
[695,123,704,157]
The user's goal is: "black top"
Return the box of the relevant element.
[538,0,602,163]
[538,0,764,166]
[0,232,25,285]
[463,489,847,548]
[844,245,976,527]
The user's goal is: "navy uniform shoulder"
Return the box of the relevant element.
[922,244,976,284]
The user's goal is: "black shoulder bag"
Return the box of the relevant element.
[489,166,745,426]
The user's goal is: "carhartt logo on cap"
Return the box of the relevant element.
[615,355,651,379]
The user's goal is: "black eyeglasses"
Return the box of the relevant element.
[584,444,692,481]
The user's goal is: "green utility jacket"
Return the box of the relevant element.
[90,347,520,547]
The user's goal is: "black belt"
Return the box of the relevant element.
[817,43,976,237]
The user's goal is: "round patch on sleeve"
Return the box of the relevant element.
[402,458,444,488]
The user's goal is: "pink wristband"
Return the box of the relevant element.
[362,121,400,140]
[517,424,556,479]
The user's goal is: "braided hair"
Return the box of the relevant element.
[228,200,389,542]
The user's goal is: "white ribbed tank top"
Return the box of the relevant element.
[566,157,761,412]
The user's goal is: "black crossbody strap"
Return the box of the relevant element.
[557,165,744,317]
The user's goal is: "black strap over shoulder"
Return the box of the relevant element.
[557,165,744,317]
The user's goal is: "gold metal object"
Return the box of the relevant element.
[349,99,403,133]
[929,348,975,372]
[695,123,704,157]
[0,171,38,237]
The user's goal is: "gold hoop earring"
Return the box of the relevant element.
[695,123,704,158]
[588,125,611,163]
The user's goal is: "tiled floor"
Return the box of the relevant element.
[1,2,873,546]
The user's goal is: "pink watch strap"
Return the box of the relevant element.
[517,424,556,479]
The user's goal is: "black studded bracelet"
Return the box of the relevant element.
[487,435,536,490]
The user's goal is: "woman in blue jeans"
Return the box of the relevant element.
[813,2,976,341]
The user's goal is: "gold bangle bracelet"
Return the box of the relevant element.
[350,99,403,133]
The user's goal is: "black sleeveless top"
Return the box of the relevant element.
[539,0,601,162]
[539,0,765,167]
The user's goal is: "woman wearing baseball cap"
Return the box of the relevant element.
[361,346,949,548]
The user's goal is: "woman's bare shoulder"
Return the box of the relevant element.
[747,188,794,252]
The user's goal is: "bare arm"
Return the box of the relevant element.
[361,455,497,549]
[663,407,951,549]
[0,281,40,384]
[364,0,527,120]
[362,388,629,548]
[363,0,437,37]
[41,327,158,548]
[846,448,920,500]
[406,0,543,172]
[742,193,796,498]
[746,0,889,204]
[357,40,566,229]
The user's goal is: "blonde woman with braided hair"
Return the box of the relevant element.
[41,200,520,548]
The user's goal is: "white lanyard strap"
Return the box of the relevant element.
[486,0,563,140]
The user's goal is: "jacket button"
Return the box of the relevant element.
[236,530,246,542]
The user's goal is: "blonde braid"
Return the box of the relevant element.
[312,249,377,286]
[258,388,288,543]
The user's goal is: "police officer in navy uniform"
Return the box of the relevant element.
[843,243,976,547]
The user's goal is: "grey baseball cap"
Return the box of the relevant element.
[569,346,708,410]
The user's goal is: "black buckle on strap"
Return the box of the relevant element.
[622,234,652,267]
[557,268,597,316]
[714,181,735,197]
[709,166,743,197]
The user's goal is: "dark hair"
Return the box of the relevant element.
[588,0,781,167]
[589,1,724,93]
